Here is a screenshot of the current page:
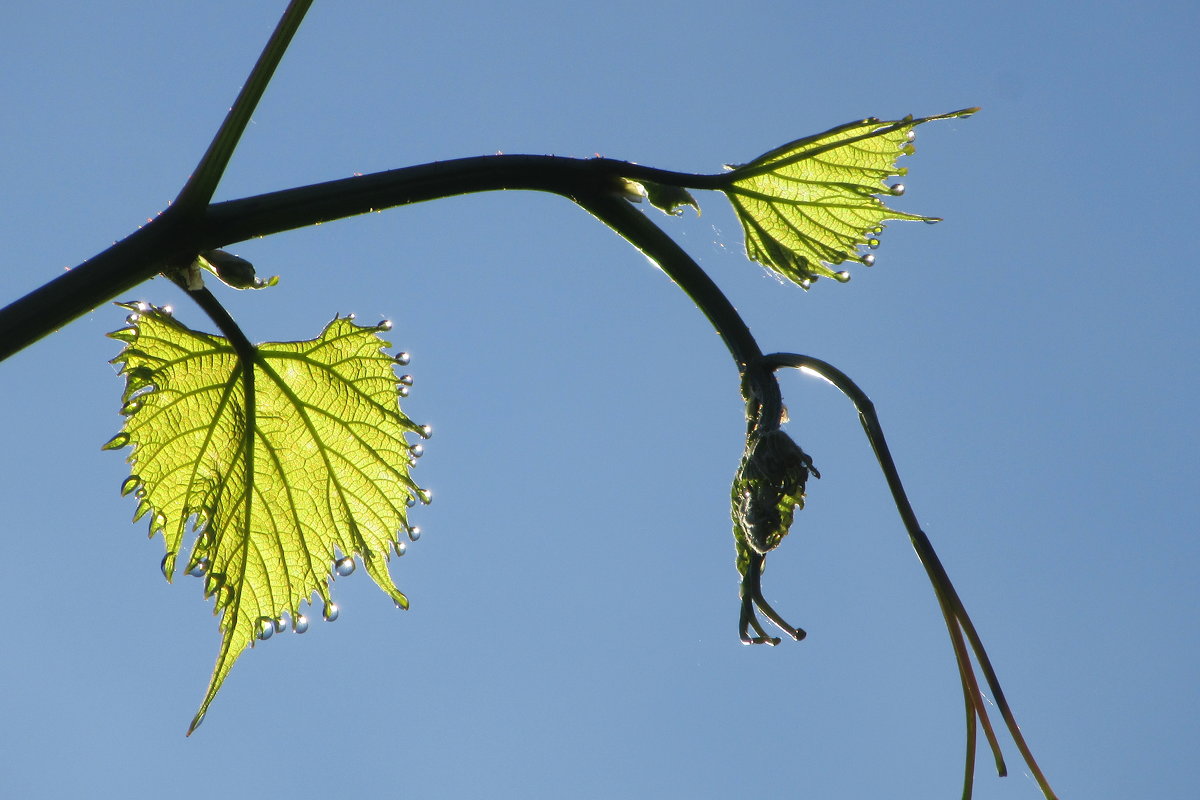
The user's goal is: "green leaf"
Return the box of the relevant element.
[721,108,977,288]
[106,303,428,733]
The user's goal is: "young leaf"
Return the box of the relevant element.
[106,303,427,733]
[623,179,701,217]
[721,108,977,288]
[194,249,280,290]
[730,425,819,645]
[731,428,818,558]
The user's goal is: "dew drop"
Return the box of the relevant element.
[152,512,167,533]
[377,319,393,331]
[799,277,812,290]
[889,183,906,196]
[867,238,881,250]
[419,424,433,439]
[347,312,356,320]
[160,552,176,579]
[407,526,422,542]
[257,618,274,641]
[120,476,140,496]
[204,571,225,598]
[134,487,147,500]
[905,129,917,142]
[394,540,407,557]
[409,444,424,458]
[292,614,309,634]
[419,488,433,504]
[394,352,411,366]
[833,271,851,283]
[323,602,340,622]
[397,386,410,398]
[125,313,141,325]
[902,144,916,156]
[334,556,356,577]
[187,558,209,578]
[121,398,143,415]
[405,495,417,508]
[103,433,130,451]
[273,617,287,634]
[161,305,174,317]
[862,254,876,267]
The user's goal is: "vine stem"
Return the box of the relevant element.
[762,351,1058,800]
[574,193,792,446]
[0,0,318,362]
[0,156,723,363]
[577,193,813,648]
[174,0,315,216]
[574,192,761,370]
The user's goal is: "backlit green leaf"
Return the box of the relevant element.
[721,108,976,288]
[107,303,427,733]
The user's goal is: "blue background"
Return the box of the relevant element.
[1,2,1195,798]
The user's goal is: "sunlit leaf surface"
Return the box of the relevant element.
[722,108,976,288]
[105,304,427,733]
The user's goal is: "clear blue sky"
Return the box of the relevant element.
[1,2,1195,798]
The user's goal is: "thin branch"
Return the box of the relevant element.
[761,351,1057,800]
[174,0,315,215]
